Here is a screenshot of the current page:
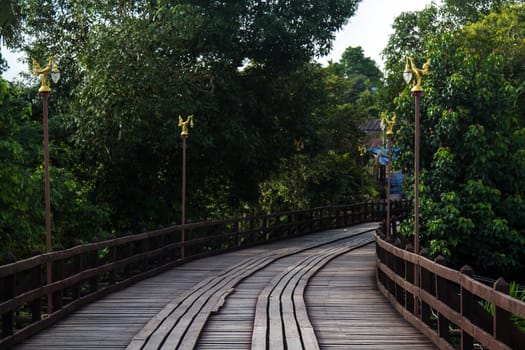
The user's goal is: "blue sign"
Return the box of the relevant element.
[390,173,403,199]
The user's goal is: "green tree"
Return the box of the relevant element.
[380,4,440,113]
[0,0,21,72]
[16,0,361,230]
[393,4,525,279]
[0,78,110,259]
[443,0,523,24]
[0,0,20,45]
[0,79,39,258]
[259,47,382,211]
[327,46,382,84]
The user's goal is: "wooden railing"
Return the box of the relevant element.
[376,222,525,350]
[0,200,410,349]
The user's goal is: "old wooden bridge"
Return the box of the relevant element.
[1,202,524,349]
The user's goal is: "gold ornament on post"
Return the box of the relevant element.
[403,56,430,93]
[33,56,61,93]
[382,112,397,137]
[178,115,194,137]
[358,145,367,157]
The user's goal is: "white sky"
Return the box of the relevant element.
[317,0,439,68]
[1,0,438,81]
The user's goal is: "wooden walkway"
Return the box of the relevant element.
[13,223,436,349]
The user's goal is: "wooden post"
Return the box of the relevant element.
[420,267,432,326]
[52,258,64,311]
[460,265,475,350]
[88,250,99,293]
[434,255,449,342]
[405,258,414,312]
[28,265,42,323]
[109,246,117,284]
[181,135,187,259]
[493,277,512,346]
[140,238,149,272]
[71,254,81,300]
[395,253,405,305]
[1,274,15,336]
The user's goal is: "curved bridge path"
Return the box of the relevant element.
[13,223,435,349]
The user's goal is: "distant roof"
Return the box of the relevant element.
[360,118,383,134]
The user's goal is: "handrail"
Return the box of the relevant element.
[0,200,409,349]
[375,222,525,350]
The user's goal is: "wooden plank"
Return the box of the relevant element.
[307,245,438,349]
[13,224,436,350]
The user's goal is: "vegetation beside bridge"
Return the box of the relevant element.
[1,0,525,286]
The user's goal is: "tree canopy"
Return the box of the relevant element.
[3,0,525,284]
[1,0,370,259]
[384,1,525,279]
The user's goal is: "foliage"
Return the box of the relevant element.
[327,46,382,86]
[0,0,21,47]
[0,77,110,260]
[259,47,382,212]
[259,150,362,213]
[11,0,362,233]
[0,78,39,258]
[391,3,525,279]
[380,4,440,107]
[442,0,523,24]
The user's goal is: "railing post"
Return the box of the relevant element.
[420,266,432,326]
[52,258,64,311]
[109,246,117,284]
[88,250,99,293]
[71,254,81,300]
[493,277,512,347]
[395,248,405,306]
[434,255,450,342]
[293,212,299,236]
[140,237,150,272]
[405,253,414,312]
[250,218,257,243]
[319,208,324,230]
[29,264,42,322]
[1,273,15,337]
[460,265,475,350]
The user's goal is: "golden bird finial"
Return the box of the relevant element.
[178,115,194,137]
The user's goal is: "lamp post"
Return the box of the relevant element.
[178,115,194,259]
[33,56,61,315]
[358,145,367,200]
[382,113,396,240]
[403,56,430,317]
[294,138,304,210]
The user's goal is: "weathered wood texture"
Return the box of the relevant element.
[13,224,374,349]
[127,224,377,350]
[376,227,525,350]
[307,245,436,349]
[251,231,374,350]
[13,222,435,350]
[3,201,413,349]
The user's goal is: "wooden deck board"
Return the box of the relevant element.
[306,245,436,349]
[13,224,436,350]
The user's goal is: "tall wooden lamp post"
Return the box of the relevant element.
[178,115,194,259]
[33,56,61,315]
[402,56,429,316]
[358,145,367,199]
[382,112,396,240]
